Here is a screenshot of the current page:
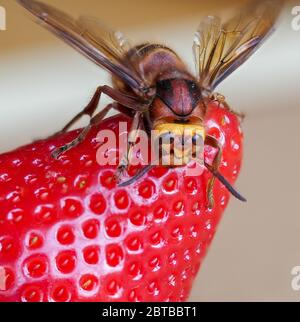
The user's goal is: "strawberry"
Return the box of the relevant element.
[0,101,243,302]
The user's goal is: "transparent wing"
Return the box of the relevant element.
[17,0,148,95]
[76,16,145,78]
[193,0,283,91]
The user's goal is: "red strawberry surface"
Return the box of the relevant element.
[0,102,243,302]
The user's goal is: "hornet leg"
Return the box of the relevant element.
[114,111,143,183]
[51,85,148,159]
[205,135,246,208]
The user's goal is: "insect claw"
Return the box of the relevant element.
[113,166,126,184]
[118,165,155,187]
[51,146,66,159]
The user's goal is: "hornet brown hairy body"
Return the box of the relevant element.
[17,0,283,207]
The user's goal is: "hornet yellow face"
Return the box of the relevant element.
[153,122,205,166]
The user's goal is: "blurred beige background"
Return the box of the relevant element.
[0,0,300,301]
